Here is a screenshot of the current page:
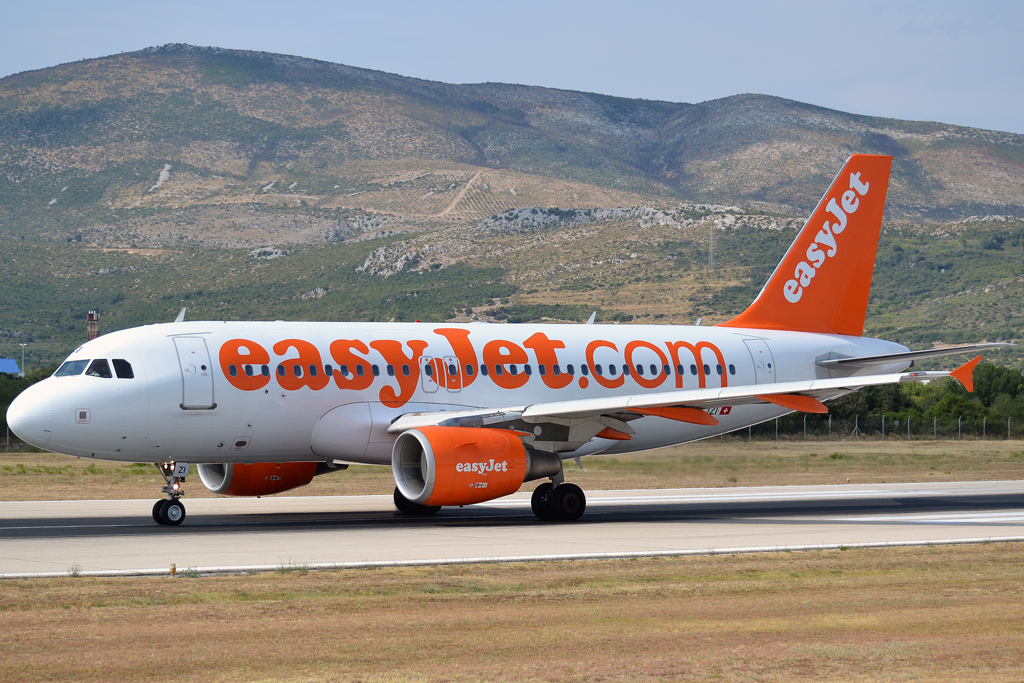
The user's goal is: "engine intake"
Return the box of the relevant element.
[392,426,561,507]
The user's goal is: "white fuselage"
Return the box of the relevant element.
[9,321,909,465]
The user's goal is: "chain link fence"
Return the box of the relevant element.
[735,414,1018,441]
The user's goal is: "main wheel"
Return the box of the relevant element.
[393,487,441,516]
[152,499,168,525]
[531,483,555,521]
[549,483,586,521]
[161,499,186,526]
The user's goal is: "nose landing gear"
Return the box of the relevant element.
[153,462,189,526]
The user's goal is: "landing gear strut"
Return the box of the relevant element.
[531,465,586,522]
[153,462,189,526]
[393,487,442,516]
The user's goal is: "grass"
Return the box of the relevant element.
[2,439,1023,501]
[1,544,1022,681]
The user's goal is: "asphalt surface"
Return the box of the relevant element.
[2,481,1023,577]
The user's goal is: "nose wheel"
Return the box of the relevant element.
[153,462,189,526]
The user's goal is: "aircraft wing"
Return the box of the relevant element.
[815,343,1011,369]
[388,358,979,442]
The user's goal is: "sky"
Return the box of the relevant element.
[2,1,1022,134]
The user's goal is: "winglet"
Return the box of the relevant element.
[174,307,187,323]
[586,311,596,325]
[950,356,982,393]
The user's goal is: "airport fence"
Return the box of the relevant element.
[732,413,1021,441]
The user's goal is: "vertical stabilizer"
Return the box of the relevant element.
[720,154,892,336]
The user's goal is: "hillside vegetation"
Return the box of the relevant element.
[0,44,1022,369]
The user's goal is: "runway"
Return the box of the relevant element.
[2,481,1023,577]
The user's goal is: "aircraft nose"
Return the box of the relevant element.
[6,383,54,449]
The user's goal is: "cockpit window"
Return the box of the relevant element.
[112,359,134,379]
[55,359,90,377]
[85,359,113,378]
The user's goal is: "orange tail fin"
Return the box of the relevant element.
[720,154,893,336]
[950,356,982,393]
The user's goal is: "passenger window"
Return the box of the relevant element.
[480,364,488,376]
[704,364,711,376]
[340,364,350,376]
[729,364,736,375]
[387,364,395,376]
[676,364,683,375]
[85,359,112,378]
[424,364,433,377]
[325,364,333,376]
[261,365,270,377]
[567,364,575,375]
[277,365,286,377]
[553,364,561,375]
[356,365,365,376]
[495,365,503,376]
[465,364,474,376]
[402,364,410,376]
[228,365,238,377]
[581,364,589,376]
[690,364,698,375]
[595,364,603,376]
[448,363,457,376]
[309,365,318,377]
[524,364,532,376]
[372,365,380,377]
[622,365,630,376]
[538,364,547,376]
[651,364,658,376]
[716,364,723,376]
[293,364,303,378]
[55,359,90,376]
[635,364,644,376]
[663,364,670,376]
[112,359,134,379]
[244,365,254,377]
[510,365,518,376]
[608,365,617,376]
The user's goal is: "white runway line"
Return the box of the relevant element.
[838,511,1024,524]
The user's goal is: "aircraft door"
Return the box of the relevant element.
[420,357,439,393]
[743,339,776,384]
[174,337,216,409]
[442,356,462,392]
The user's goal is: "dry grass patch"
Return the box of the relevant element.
[2,439,1022,502]
[1,544,1023,681]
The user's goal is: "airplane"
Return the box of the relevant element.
[6,154,1006,526]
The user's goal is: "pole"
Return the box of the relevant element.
[934,416,937,440]
[881,415,885,440]
[748,426,751,442]
[775,418,778,441]
[803,415,807,440]
[1010,417,1012,440]
[958,416,962,440]
[983,416,986,440]
[908,417,911,441]
[829,414,832,440]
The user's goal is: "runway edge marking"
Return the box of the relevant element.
[4,536,1024,579]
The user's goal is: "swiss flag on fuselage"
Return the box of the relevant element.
[720,154,892,337]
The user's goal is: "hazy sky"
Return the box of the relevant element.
[3,1,1022,134]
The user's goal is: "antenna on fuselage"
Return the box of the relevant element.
[585,311,596,325]
[174,307,186,323]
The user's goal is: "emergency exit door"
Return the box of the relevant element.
[174,337,216,409]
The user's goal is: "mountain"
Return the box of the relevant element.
[0,45,1022,369]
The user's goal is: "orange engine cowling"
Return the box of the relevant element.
[392,426,561,507]
[196,462,318,496]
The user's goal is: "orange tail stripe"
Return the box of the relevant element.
[632,406,720,426]
[596,427,632,441]
[755,394,829,414]
[950,355,982,393]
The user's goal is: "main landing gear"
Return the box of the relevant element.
[153,461,189,526]
[531,481,586,521]
[393,487,442,516]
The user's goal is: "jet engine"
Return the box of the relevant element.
[197,462,321,496]
[392,426,561,507]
